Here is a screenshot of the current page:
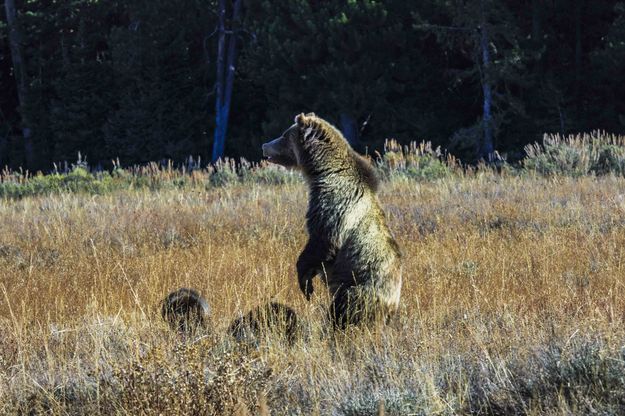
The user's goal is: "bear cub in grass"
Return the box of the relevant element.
[262,113,402,327]
[161,288,211,333]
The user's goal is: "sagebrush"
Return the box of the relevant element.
[1,168,625,414]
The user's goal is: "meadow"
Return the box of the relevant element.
[1,134,625,415]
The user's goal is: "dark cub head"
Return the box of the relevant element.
[228,301,302,346]
[161,288,210,333]
[261,112,317,167]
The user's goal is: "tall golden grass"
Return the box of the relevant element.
[1,169,625,414]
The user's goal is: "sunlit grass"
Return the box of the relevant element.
[1,169,625,414]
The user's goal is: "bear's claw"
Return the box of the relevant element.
[299,277,314,300]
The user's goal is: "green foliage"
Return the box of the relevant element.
[582,3,625,134]
[523,131,625,176]
[101,0,208,164]
[415,0,531,162]
[2,0,211,169]
[239,160,302,185]
[208,158,240,187]
[377,139,453,181]
[0,167,108,198]
[1,1,625,170]
[3,131,625,199]
[0,139,451,199]
[240,0,451,154]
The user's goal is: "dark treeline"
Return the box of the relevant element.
[1,0,624,171]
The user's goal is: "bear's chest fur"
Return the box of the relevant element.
[306,181,372,250]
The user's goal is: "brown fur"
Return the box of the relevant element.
[161,288,210,333]
[228,302,301,345]
[262,113,402,328]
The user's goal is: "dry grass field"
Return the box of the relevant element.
[1,165,625,414]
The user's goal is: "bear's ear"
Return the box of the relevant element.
[305,112,316,118]
[295,113,308,126]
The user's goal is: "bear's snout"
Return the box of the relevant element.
[262,134,298,167]
[262,137,283,159]
[261,142,271,157]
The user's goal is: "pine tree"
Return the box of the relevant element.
[241,0,439,153]
[102,0,210,165]
[415,0,528,161]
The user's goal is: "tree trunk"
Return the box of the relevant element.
[339,113,359,148]
[4,0,33,169]
[479,1,494,160]
[211,0,226,162]
[211,0,242,163]
[220,0,242,158]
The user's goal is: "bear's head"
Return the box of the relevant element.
[262,112,379,189]
[261,112,321,168]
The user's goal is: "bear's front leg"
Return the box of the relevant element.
[296,259,315,300]
[296,240,332,300]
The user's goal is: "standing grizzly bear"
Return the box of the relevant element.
[262,113,402,328]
